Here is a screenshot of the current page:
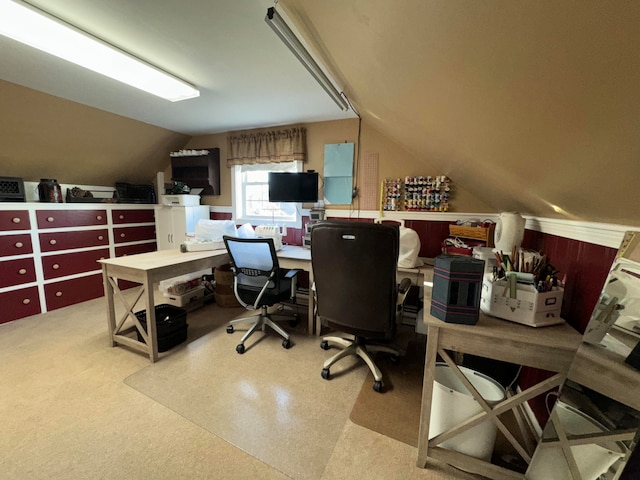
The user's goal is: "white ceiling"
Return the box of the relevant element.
[0,0,355,135]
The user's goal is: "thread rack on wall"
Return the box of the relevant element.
[381,176,452,212]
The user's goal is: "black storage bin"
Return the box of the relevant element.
[430,255,484,325]
[135,304,188,352]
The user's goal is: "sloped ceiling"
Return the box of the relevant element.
[281,0,640,225]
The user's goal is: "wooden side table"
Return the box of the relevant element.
[416,313,582,480]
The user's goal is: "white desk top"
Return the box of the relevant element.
[277,245,311,261]
[98,248,228,271]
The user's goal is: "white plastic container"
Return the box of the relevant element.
[473,246,497,274]
[429,363,506,461]
[160,194,200,206]
[526,402,627,480]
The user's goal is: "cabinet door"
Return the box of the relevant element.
[44,274,104,311]
[0,257,37,288]
[39,229,109,252]
[154,206,174,250]
[0,210,30,231]
[0,234,33,257]
[0,286,41,324]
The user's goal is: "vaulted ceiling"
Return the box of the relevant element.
[1,1,639,225]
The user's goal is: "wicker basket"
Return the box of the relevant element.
[214,264,240,308]
[449,225,495,246]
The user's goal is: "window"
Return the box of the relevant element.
[232,161,303,228]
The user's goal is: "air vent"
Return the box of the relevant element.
[0,177,26,202]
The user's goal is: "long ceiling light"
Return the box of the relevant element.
[0,0,199,102]
[265,6,348,111]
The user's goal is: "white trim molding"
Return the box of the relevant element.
[205,206,638,249]
[322,210,638,249]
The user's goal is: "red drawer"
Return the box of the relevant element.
[0,286,41,324]
[115,242,157,257]
[0,234,33,257]
[37,210,107,229]
[0,257,36,288]
[44,274,104,311]
[113,225,156,244]
[0,210,30,231]
[111,209,155,224]
[39,229,109,252]
[42,248,109,280]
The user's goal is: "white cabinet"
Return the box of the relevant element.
[155,206,209,250]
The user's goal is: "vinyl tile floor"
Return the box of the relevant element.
[0,292,482,480]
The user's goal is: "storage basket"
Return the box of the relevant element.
[214,264,240,307]
[135,304,188,351]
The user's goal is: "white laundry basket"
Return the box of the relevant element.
[429,363,506,461]
[526,402,627,480]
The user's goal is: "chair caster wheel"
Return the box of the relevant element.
[288,314,300,327]
[320,340,329,350]
[390,354,399,364]
[226,325,234,334]
[373,381,383,392]
[282,338,291,349]
[236,344,245,354]
[321,368,330,380]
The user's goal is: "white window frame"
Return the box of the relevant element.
[232,161,304,228]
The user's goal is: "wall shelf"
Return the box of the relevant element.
[170,148,220,196]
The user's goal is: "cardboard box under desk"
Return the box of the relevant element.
[480,276,564,327]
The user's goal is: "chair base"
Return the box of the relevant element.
[227,305,296,353]
[320,335,399,391]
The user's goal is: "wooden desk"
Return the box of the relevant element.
[99,249,230,362]
[416,312,582,480]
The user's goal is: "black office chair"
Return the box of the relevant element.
[311,221,411,392]
[223,236,300,354]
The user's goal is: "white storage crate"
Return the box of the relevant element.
[165,286,206,307]
[480,276,564,327]
[160,194,200,206]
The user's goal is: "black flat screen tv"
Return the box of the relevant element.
[268,172,319,203]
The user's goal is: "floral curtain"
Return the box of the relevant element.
[226,127,306,167]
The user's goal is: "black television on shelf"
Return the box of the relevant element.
[268,171,319,203]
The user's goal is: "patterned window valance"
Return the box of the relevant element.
[226,127,306,167]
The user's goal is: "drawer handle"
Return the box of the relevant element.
[55,291,62,297]
[120,233,125,238]
[47,216,54,222]
[97,215,103,221]
[12,217,21,224]
[49,239,57,245]
[22,298,31,305]
[15,242,23,248]
[52,264,60,270]
[119,214,124,220]
[98,235,104,241]
[18,268,27,275]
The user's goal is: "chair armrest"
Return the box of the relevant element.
[283,269,302,279]
[397,277,412,307]
[398,277,412,295]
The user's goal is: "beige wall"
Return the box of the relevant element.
[0,79,189,188]
[185,118,492,212]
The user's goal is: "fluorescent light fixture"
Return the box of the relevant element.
[0,0,199,102]
[265,6,348,111]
